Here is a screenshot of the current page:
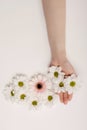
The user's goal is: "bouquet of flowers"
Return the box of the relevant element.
[3,66,81,110]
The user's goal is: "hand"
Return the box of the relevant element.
[58,92,73,104]
[50,57,75,104]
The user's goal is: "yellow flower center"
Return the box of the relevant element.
[18,81,24,87]
[20,94,26,100]
[32,100,38,106]
[70,81,76,87]
[11,90,15,96]
[59,82,64,87]
[54,71,59,78]
[48,95,53,101]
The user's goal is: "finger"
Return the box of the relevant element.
[68,93,73,101]
[58,92,63,103]
[63,92,68,104]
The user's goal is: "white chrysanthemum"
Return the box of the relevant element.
[11,73,29,91]
[28,73,53,99]
[3,83,17,103]
[43,90,58,107]
[28,95,42,110]
[15,89,30,105]
[53,79,66,93]
[47,66,65,83]
[64,74,81,94]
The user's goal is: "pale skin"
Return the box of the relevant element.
[42,0,75,104]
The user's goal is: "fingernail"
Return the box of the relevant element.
[64,101,68,104]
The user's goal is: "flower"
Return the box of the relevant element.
[43,90,58,107]
[15,89,30,105]
[64,74,81,94]
[11,73,29,91]
[28,73,52,99]
[47,66,65,83]
[3,83,17,102]
[28,95,42,110]
[53,79,66,93]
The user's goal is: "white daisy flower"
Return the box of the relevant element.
[53,79,66,93]
[3,82,17,103]
[43,90,58,107]
[15,89,30,105]
[28,73,53,99]
[11,73,29,91]
[47,66,65,83]
[28,95,42,110]
[64,74,81,94]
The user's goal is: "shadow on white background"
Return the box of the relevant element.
[0,0,87,130]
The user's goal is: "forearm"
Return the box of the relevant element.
[42,0,66,57]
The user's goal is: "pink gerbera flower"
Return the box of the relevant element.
[29,73,52,94]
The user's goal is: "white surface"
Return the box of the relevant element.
[0,0,87,130]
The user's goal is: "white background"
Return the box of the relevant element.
[0,0,87,130]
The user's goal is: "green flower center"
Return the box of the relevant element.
[11,90,15,96]
[32,100,38,106]
[18,81,24,87]
[70,81,76,87]
[59,82,64,87]
[20,94,26,100]
[48,95,53,101]
[54,71,59,78]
